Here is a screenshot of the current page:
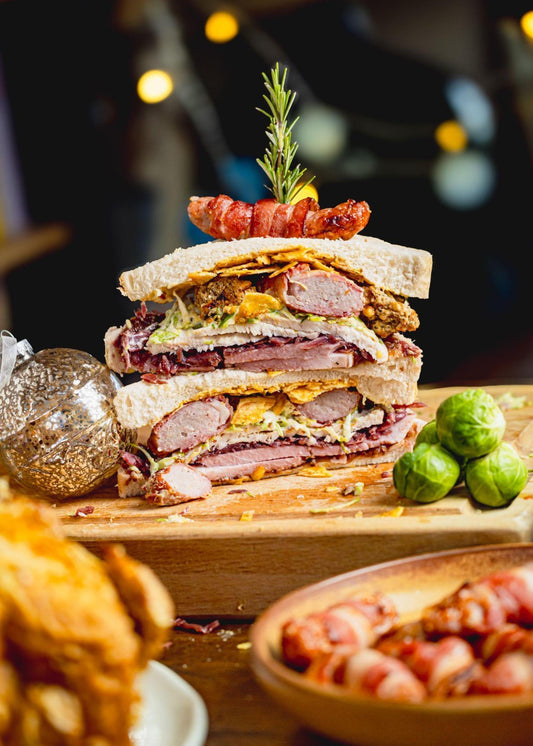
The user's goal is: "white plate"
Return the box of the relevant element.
[131,660,209,746]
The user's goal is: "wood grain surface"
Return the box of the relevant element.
[11,384,533,617]
[160,622,329,746]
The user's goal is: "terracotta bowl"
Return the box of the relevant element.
[250,543,533,746]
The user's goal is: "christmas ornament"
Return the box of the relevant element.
[0,330,124,498]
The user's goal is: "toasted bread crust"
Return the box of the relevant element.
[119,236,432,303]
[113,356,422,430]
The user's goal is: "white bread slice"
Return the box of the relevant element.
[113,355,421,430]
[119,235,432,303]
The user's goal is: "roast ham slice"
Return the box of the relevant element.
[107,306,420,377]
[195,444,308,481]
[118,411,419,498]
[194,413,417,482]
[197,455,308,482]
[223,336,356,371]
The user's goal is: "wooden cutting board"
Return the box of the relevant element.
[12,385,533,617]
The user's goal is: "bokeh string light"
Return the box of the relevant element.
[204,10,239,43]
[434,120,468,153]
[137,69,174,104]
[520,10,533,41]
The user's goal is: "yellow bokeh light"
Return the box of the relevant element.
[205,11,239,43]
[137,70,174,104]
[291,182,319,204]
[435,120,468,153]
[521,10,533,40]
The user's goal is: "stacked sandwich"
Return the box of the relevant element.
[105,216,432,505]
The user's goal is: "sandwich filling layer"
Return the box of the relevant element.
[106,262,421,376]
[118,385,421,504]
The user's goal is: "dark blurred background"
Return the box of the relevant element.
[1,0,533,384]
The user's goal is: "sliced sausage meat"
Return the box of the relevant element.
[145,462,212,506]
[295,388,361,424]
[264,263,364,318]
[148,396,233,455]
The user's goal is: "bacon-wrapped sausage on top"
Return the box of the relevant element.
[187,195,371,241]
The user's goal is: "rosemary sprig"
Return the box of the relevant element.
[256,62,314,204]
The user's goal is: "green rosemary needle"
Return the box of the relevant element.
[256,62,314,204]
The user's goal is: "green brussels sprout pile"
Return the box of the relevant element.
[393,389,528,508]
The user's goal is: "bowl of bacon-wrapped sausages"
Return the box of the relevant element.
[250,543,533,746]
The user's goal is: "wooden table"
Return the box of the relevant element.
[160,619,336,745]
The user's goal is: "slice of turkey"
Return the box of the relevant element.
[144,315,388,362]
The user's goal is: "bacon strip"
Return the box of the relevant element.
[174,617,221,634]
[187,195,370,240]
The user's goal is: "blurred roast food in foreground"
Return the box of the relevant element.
[0,479,174,746]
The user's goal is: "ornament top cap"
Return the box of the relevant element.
[0,331,33,391]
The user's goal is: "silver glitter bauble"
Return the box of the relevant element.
[0,343,124,498]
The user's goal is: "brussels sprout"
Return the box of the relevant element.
[393,443,461,503]
[465,442,528,508]
[415,419,465,484]
[436,389,505,459]
[415,420,439,446]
